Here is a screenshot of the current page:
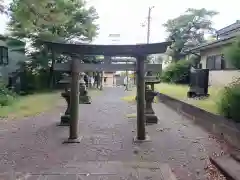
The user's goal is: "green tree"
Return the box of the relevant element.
[0,0,5,14]
[224,36,240,69]
[8,0,99,42]
[218,37,240,122]
[163,8,218,61]
[8,0,99,89]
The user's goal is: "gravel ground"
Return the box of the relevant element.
[0,87,231,179]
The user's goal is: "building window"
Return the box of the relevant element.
[206,54,225,70]
[0,46,8,65]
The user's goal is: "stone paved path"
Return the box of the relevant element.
[0,87,230,179]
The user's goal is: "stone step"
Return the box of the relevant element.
[1,161,177,180]
[210,155,240,180]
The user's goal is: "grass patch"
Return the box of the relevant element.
[0,91,60,119]
[126,113,137,118]
[155,83,223,114]
[121,95,136,103]
[121,95,158,103]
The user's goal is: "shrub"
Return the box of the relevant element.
[218,37,240,122]
[224,37,240,69]
[217,79,240,122]
[160,60,191,84]
[0,83,17,106]
[19,63,53,94]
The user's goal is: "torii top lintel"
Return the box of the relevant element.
[43,41,172,56]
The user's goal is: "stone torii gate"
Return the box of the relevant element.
[44,41,171,143]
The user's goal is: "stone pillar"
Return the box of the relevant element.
[134,55,148,142]
[59,88,70,126]
[79,72,91,104]
[64,56,81,143]
[145,85,158,124]
[99,71,103,90]
[96,72,100,89]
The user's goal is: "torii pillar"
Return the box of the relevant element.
[63,56,82,143]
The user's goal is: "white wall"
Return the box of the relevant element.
[200,45,240,86]
[208,70,240,86]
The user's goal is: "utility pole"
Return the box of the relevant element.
[146,6,154,44]
[146,6,155,91]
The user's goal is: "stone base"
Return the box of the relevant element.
[210,155,240,180]
[62,136,83,144]
[133,135,151,143]
[145,114,158,125]
[79,96,91,104]
[145,110,154,114]
[58,115,70,126]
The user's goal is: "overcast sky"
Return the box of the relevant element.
[0,0,239,45]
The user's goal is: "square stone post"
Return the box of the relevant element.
[63,56,81,143]
[100,71,103,90]
[79,72,91,104]
[134,55,149,142]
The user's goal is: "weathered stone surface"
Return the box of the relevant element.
[24,161,175,180]
[79,95,91,104]
[145,114,158,124]
[58,115,70,126]
[60,91,71,125]
[145,88,158,124]
[210,155,240,180]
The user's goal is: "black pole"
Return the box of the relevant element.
[136,55,146,140]
[63,56,81,143]
[69,57,79,140]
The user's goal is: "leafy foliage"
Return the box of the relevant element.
[160,60,191,84]
[7,0,99,91]
[218,37,240,122]
[0,80,17,106]
[8,0,99,42]
[224,37,240,69]
[163,8,218,61]
[0,0,5,14]
[217,79,240,122]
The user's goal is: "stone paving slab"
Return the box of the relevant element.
[0,161,176,180]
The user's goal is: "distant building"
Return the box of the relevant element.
[0,35,28,86]
[102,72,116,87]
[188,20,240,86]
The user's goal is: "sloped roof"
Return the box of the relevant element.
[217,20,240,36]
[187,35,236,52]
